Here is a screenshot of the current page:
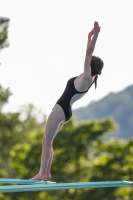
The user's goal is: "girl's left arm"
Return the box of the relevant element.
[83,22,100,80]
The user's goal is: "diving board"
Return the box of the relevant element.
[0,180,133,193]
[0,178,55,185]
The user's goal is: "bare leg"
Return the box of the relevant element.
[45,122,64,179]
[31,105,65,180]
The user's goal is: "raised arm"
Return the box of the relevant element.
[83,21,100,79]
[86,28,94,50]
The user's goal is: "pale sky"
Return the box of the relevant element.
[0,0,133,117]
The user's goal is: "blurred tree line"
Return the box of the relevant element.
[0,84,133,200]
[0,16,133,200]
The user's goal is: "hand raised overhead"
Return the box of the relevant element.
[94,21,100,34]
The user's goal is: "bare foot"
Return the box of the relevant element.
[30,173,51,180]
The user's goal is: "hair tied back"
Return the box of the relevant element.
[94,75,98,89]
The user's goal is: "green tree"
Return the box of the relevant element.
[0,86,46,179]
[0,17,10,50]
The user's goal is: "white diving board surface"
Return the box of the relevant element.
[0,179,133,193]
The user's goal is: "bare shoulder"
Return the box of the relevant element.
[74,73,93,92]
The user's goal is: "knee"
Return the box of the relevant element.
[42,137,52,147]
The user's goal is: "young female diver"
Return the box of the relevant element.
[31,21,104,180]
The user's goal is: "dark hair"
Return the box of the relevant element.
[90,56,104,89]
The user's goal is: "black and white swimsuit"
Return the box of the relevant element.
[55,76,94,121]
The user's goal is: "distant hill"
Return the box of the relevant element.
[73,85,133,139]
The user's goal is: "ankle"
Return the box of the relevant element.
[39,170,46,176]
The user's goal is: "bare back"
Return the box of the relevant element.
[70,73,95,106]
